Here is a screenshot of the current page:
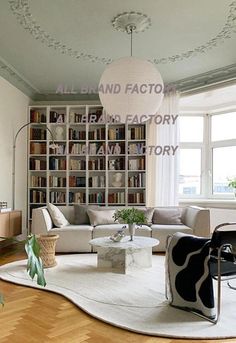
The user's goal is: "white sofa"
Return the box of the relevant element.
[31,205,210,252]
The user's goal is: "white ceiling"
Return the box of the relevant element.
[0,0,236,100]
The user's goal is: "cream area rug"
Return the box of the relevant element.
[0,254,236,339]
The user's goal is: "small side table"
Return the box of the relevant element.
[37,234,59,268]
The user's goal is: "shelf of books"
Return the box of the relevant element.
[28,105,147,224]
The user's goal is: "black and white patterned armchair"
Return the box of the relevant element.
[166,223,236,324]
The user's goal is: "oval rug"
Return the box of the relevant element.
[0,254,236,339]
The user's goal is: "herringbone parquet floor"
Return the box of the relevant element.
[0,246,235,343]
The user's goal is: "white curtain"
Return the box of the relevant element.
[147,91,180,206]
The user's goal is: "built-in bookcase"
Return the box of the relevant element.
[28,105,147,223]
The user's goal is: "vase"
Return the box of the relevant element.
[128,223,136,241]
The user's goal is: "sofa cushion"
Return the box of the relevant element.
[87,209,115,226]
[47,203,69,228]
[50,225,93,252]
[136,207,154,224]
[151,224,192,251]
[152,207,182,225]
[74,204,93,225]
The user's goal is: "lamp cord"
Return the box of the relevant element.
[131,27,133,57]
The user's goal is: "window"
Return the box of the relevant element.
[179,116,203,142]
[211,112,236,141]
[179,112,236,199]
[212,146,236,195]
[211,112,236,196]
[179,116,204,197]
[179,149,201,195]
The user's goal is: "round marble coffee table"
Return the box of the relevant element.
[89,236,159,274]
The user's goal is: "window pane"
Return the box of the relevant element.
[179,149,201,195]
[211,112,236,141]
[179,116,203,142]
[213,146,236,194]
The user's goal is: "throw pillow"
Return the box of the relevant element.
[152,208,182,225]
[74,204,93,225]
[87,209,116,226]
[47,203,69,228]
[136,207,154,224]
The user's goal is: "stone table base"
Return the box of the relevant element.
[97,246,152,274]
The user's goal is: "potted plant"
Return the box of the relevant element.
[113,208,147,241]
[228,177,236,198]
[0,234,46,305]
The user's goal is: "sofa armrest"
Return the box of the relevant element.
[31,207,53,235]
[181,206,210,238]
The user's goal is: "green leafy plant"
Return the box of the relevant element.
[113,207,147,225]
[228,177,236,190]
[25,235,46,287]
[0,234,46,306]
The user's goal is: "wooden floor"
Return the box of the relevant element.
[0,246,235,343]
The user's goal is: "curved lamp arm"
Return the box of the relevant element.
[12,122,56,210]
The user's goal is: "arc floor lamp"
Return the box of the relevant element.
[12,122,57,210]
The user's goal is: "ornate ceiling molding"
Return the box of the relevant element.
[9,0,236,65]
[9,0,112,65]
[154,1,236,64]
[171,63,236,92]
[33,63,236,100]
[0,55,39,97]
[1,56,236,100]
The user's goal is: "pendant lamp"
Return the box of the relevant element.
[99,12,164,121]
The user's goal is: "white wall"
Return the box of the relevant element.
[0,76,30,237]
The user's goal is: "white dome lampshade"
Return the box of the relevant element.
[99,56,164,121]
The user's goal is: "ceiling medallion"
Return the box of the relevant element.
[99,13,163,120]
[111,12,151,33]
[9,0,236,65]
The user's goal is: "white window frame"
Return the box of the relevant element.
[209,110,236,199]
[179,113,205,199]
[179,110,236,200]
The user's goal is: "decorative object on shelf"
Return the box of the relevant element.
[111,172,123,187]
[109,227,126,242]
[37,234,59,268]
[0,201,7,209]
[113,207,147,241]
[228,177,236,198]
[13,122,57,211]
[55,126,64,140]
[99,12,163,121]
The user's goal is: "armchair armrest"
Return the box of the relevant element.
[31,207,53,235]
[181,206,210,238]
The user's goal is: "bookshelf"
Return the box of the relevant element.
[28,105,147,223]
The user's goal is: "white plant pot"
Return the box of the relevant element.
[128,223,136,241]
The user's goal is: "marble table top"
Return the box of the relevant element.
[89,236,159,249]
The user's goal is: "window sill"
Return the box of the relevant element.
[179,198,236,209]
